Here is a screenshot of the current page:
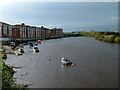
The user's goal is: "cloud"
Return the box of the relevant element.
[46,21,97,29]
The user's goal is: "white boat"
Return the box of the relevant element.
[61,57,73,65]
[14,50,22,56]
[32,47,39,53]
[18,48,24,53]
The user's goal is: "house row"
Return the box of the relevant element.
[0,22,63,41]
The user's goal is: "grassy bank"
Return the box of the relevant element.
[80,31,120,43]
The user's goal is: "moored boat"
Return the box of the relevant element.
[32,46,39,53]
[18,48,24,53]
[14,50,23,56]
[29,43,34,48]
[10,42,16,49]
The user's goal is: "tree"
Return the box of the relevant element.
[114,37,120,43]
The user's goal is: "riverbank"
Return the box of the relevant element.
[10,31,120,46]
[0,46,29,89]
[79,31,120,43]
[2,36,63,46]
[1,61,28,89]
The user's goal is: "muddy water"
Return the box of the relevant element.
[5,37,118,88]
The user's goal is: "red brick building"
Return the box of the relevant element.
[29,26,36,38]
[36,27,41,38]
[0,21,63,41]
[58,28,63,37]
[0,21,12,40]
[12,25,20,39]
[13,23,37,39]
[41,26,50,39]
[12,23,29,39]
[45,28,50,38]
[50,28,57,37]
[50,28,63,38]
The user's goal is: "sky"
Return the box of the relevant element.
[0,1,118,32]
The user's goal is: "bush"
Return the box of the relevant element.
[80,30,120,43]
[114,37,120,43]
[2,61,27,89]
[80,31,89,36]
[94,33,101,39]
[2,61,15,88]
[103,35,109,42]
[89,30,95,37]
[97,35,105,41]
[102,35,115,42]
[107,35,116,42]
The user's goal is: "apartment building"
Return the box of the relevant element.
[0,21,63,41]
[0,21,12,41]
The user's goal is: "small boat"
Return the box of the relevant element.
[61,57,73,65]
[18,48,24,53]
[36,40,41,44]
[10,42,16,49]
[32,47,39,53]
[14,50,23,56]
[29,43,34,48]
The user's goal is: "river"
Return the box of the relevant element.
[5,37,118,88]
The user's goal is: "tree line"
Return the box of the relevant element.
[80,30,120,43]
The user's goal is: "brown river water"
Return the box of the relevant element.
[5,37,118,88]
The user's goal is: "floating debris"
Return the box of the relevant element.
[21,72,30,76]
[11,66,23,69]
